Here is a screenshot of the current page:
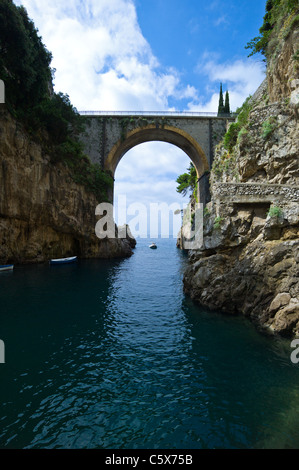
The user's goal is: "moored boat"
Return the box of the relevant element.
[149,243,157,249]
[49,256,77,265]
[0,264,14,272]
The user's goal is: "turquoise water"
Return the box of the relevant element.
[0,237,299,449]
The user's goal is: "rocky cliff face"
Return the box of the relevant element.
[182,19,299,338]
[0,109,135,264]
[267,26,299,103]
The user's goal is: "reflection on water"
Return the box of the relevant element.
[0,238,299,449]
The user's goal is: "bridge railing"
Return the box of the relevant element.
[78,110,237,118]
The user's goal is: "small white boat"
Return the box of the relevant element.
[149,243,157,249]
[49,256,77,265]
[0,264,14,272]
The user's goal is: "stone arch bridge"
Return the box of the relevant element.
[79,111,235,203]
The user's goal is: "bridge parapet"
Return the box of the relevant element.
[79,110,237,118]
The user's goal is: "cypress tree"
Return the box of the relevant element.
[217,83,225,116]
[224,90,230,115]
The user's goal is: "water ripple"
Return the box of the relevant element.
[1,239,299,449]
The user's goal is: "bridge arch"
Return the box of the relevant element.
[79,113,232,204]
[104,124,209,180]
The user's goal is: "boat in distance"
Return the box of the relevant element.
[149,243,157,249]
[0,264,14,272]
[49,256,77,265]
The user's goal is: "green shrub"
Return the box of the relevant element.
[237,126,249,143]
[223,96,252,151]
[72,162,114,202]
[267,206,283,218]
[223,122,241,152]
[236,97,253,128]
[262,117,277,138]
[281,13,299,39]
[213,216,223,230]
[176,163,197,197]
[52,138,83,163]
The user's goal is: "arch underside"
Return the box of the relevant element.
[104,125,209,179]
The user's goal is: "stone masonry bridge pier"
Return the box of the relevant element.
[79,111,235,204]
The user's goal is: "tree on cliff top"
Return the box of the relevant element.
[218,84,230,116]
[245,0,299,59]
[224,91,230,114]
[0,0,52,114]
[217,83,225,116]
[0,0,81,143]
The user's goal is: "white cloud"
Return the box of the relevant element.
[214,15,229,27]
[115,142,190,179]
[13,0,186,111]
[203,58,265,93]
[114,142,191,201]
[188,56,266,112]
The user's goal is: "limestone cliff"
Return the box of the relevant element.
[0,108,135,264]
[182,7,299,337]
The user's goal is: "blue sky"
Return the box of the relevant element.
[135,0,266,111]
[14,0,267,236]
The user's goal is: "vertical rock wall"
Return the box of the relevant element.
[182,21,299,338]
[0,109,135,264]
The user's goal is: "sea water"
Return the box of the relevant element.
[0,237,299,449]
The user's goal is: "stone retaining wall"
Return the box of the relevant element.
[212,182,299,203]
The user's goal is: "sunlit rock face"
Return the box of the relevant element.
[0,110,134,264]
